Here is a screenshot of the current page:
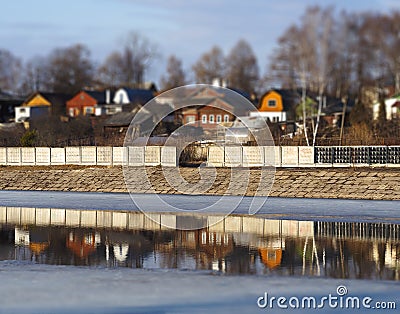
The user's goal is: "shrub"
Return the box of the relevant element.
[20,130,37,147]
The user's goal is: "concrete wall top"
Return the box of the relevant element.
[0,146,399,168]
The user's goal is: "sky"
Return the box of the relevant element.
[1,0,399,86]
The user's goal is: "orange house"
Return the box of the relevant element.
[252,89,299,123]
[66,90,110,117]
[259,248,283,269]
[66,231,100,259]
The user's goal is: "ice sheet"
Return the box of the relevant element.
[0,261,398,314]
[0,190,399,223]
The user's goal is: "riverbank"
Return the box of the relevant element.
[0,166,399,200]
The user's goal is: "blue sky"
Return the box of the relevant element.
[1,0,399,84]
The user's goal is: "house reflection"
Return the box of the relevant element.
[0,207,399,280]
[259,239,285,270]
[14,227,50,263]
[66,230,100,260]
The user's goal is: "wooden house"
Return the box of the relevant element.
[113,88,155,105]
[177,86,246,130]
[252,89,299,123]
[372,95,400,120]
[66,231,100,259]
[0,91,24,122]
[258,239,285,269]
[15,92,72,122]
[66,90,114,117]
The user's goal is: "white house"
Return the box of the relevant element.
[249,110,287,123]
[113,88,154,105]
[15,228,30,245]
[15,106,49,122]
[372,95,400,120]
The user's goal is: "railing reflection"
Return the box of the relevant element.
[0,207,399,280]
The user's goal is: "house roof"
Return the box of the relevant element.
[0,91,23,101]
[116,88,155,105]
[105,111,138,127]
[322,99,354,115]
[83,90,110,104]
[130,89,154,104]
[302,91,354,115]
[24,92,73,108]
[260,89,301,112]
[104,107,153,127]
[176,97,214,107]
[260,88,354,115]
[0,91,24,105]
[173,86,251,116]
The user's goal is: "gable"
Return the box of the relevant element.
[193,87,223,99]
[67,91,97,107]
[211,98,234,112]
[259,91,283,112]
[113,89,129,104]
[113,88,154,105]
[24,94,51,107]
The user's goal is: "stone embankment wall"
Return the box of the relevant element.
[0,166,399,200]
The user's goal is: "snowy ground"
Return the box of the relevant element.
[0,261,399,314]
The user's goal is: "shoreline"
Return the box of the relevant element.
[0,166,399,200]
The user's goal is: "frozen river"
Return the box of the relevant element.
[0,190,399,313]
[1,190,400,222]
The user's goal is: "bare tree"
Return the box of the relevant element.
[97,52,121,87]
[20,56,47,94]
[98,32,157,87]
[0,49,22,94]
[302,7,335,146]
[44,44,94,94]
[269,6,388,144]
[372,12,400,94]
[226,39,259,93]
[160,55,186,90]
[192,45,225,84]
[270,23,314,145]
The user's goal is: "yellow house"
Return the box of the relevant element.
[259,248,283,269]
[22,93,52,107]
[15,92,72,123]
[250,89,299,123]
[258,90,284,113]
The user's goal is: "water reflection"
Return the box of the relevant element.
[0,207,399,280]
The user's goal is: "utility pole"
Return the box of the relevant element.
[339,97,348,146]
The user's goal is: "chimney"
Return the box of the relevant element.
[212,78,219,87]
[105,89,110,104]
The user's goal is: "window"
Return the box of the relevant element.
[209,114,215,123]
[186,116,195,124]
[268,100,277,107]
[69,108,75,117]
[107,107,117,114]
[268,251,277,260]
[224,114,230,122]
[19,108,26,113]
[84,107,94,115]
[272,116,279,122]
[201,231,207,244]
[84,234,93,245]
[216,115,222,123]
[202,114,207,124]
